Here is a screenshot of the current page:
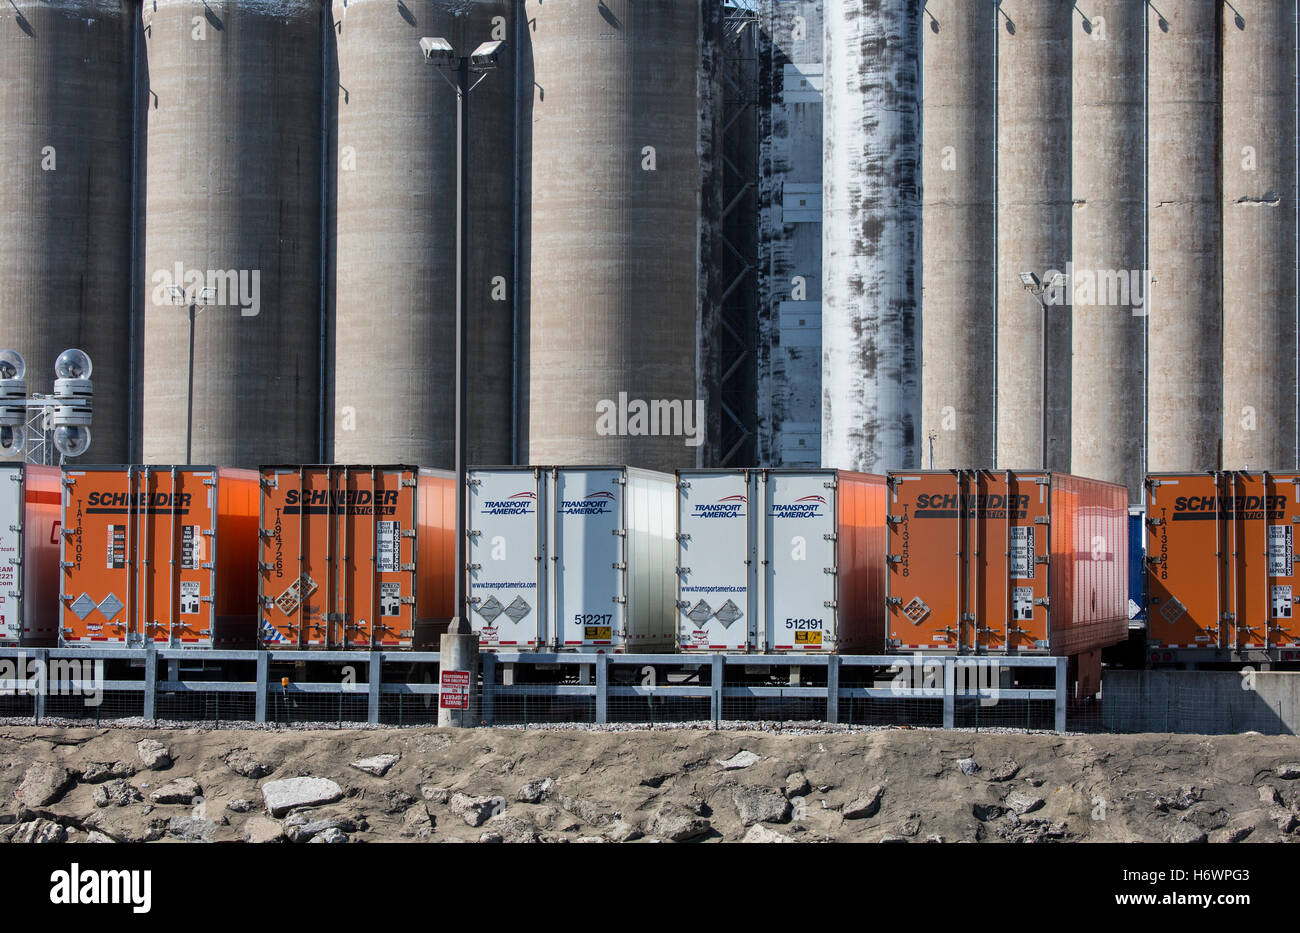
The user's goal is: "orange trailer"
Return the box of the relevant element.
[1146,472,1300,660]
[258,466,453,649]
[59,466,259,647]
[0,464,62,647]
[885,470,1128,657]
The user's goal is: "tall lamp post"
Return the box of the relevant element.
[1018,271,1067,471]
[420,34,503,725]
[167,285,215,465]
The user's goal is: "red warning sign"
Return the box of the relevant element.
[439,670,471,710]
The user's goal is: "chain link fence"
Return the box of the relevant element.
[2,647,1292,734]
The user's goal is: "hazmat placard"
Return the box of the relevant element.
[439,670,471,710]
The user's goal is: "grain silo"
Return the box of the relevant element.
[330,0,514,467]
[1146,0,1221,473]
[1220,0,1298,470]
[520,0,706,473]
[0,0,136,462]
[1070,0,1146,499]
[140,0,323,466]
[821,0,921,473]
[995,0,1071,472]
[919,0,996,470]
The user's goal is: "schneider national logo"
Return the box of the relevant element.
[769,495,824,518]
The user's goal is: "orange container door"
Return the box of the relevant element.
[61,469,135,644]
[887,472,965,650]
[138,468,216,645]
[1224,473,1299,650]
[341,468,417,648]
[965,472,1050,652]
[260,468,320,647]
[1146,474,1226,650]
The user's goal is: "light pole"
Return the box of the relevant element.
[1019,271,1066,471]
[168,285,215,465]
[421,34,502,725]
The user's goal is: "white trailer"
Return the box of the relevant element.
[467,467,549,649]
[0,464,60,647]
[676,470,761,652]
[550,467,676,652]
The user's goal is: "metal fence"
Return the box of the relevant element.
[0,647,1070,731]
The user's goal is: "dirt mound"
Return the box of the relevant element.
[0,726,1298,843]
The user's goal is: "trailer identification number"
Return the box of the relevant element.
[1009,528,1035,579]
[1269,526,1293,577]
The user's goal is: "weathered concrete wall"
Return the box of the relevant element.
[995,0,1071,472]
[329,0,514,467]
[1220,0,1298,471]
[1070,0,1146,500]
[757,0,825,467]
[141,0,323,466]
[0,0,136,462]
[1104,669,1300,735]
[1146,1,1221,473]
[918,0,996,469]
[821,0,921,472]
[520,0,703,473]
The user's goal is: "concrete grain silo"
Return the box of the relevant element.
[0,0,136,462]
[520,0,706,473]
[1146,0,1221,473]
[822,0,921,472]
[1070,0,1145,499]
[919,0,996,469]
[141,0,323,466]
[1220,0,1298,470]
[330,0,514,467]
[995,0,1071,472]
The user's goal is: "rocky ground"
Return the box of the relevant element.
[1,724,1299,842]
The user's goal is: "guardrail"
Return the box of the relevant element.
[0,647,1069,731]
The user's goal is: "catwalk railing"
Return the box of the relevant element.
[0,648,1070,731]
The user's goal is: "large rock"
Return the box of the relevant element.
[988,759,1021,783]
[732,786,792,826]
[244,816,284,843]
[844,785,885,820]
[1276,763,1300,780]
[956,758,980,776]
[80,761,137,784]
[167,816,217,843]
[450,793,499,828]
[558,794,609,827]
[150,777,202,805]
[380,790,417,814]
[718,751,760,771]
[261,777,344,817]
[308,827,348,844]
[93,779,142,809]
[517,778,555,804]
[784,772,811,799]
[401,806,434,839]
[136,739,172,771]
[18,762,73,807]
[605,819,643,843]
[0,819,67,843]
[350,754,399,778]
[649,804,711,842]
[742,824,790,843]
[283,811,359,843]
[1004,790,1045,816]
[224,749,272,779]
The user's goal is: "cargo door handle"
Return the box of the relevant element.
[1034,598,1050,607]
